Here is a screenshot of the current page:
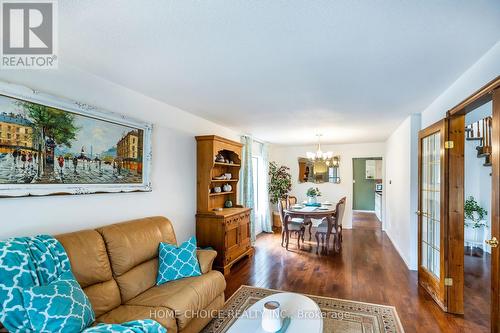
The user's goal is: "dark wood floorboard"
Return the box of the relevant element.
[464,248,491,331]
[224,212,491,333]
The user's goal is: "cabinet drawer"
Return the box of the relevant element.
[239,212,250,225]
[224,216,240,230]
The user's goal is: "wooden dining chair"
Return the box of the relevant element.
[315,197,346,254]
[286,196,313,240]
[278,197,305,250]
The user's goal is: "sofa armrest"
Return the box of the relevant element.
[197,249,217,274]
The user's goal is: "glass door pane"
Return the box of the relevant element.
[421,132,441,278]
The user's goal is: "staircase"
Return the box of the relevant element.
[465,116,492,167]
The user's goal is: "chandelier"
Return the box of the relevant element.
[306,134,333,161]
[306,134,339,173]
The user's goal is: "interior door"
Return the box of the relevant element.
[418,119,448,310]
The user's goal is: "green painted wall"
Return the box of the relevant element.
[353,158,381,211]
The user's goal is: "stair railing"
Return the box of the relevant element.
[466,116,492,167]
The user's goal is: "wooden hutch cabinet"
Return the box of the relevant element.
[195,135,253,275]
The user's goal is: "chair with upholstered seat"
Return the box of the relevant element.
[282,196,313,240]
[278,197,305,250]
[315,197,346,254]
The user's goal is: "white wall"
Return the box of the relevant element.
[465,102,492,253]
[383,41,500,270]
[0,64,239,242]
[269,142,385,229]
[421,41,500,128]
[384,114,421,270]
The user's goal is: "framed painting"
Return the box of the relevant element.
[0,81,152,197]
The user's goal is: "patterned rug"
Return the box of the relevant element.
[201,286,405,333]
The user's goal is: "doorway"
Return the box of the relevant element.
[463,101,492,330]
[353,158,383,217]
[417,76,500,332]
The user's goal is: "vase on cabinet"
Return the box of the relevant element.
[223,183,232,192]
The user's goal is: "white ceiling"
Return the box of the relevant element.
[61,1,500,145]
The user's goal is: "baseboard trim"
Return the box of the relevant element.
[353,210,375,213]
[384,230,416,271]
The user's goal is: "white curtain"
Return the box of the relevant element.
[240,135,256,243]
[260,143,273,233]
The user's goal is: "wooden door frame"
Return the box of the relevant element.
[446,76,500,328]
[418,119,449,311]
[491,87,500,333]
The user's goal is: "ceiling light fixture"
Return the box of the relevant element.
[306,134,333,161]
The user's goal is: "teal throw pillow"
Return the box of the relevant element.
[157,236,201,285]
[22,271,95,333]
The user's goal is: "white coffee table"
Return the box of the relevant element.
[226,292,323,333]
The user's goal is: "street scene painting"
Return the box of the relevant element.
[0,88,152,196]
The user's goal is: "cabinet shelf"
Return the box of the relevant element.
[211,179,239,182]
[209,191,235,196]
[214,162,241,167]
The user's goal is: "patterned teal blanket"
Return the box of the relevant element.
[0,235,166,333]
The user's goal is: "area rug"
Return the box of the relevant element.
[201,285,405,333]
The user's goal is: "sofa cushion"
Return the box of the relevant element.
[96,305,177,333]
[97,217,178,302]
[56,230,121,317]
[157,237,201,285]
[126,271,226,330]
[179,294,224,333]
[115,259,157,303]
[56,230,113,288]
[97,216,177,276]
[83,280,122,317]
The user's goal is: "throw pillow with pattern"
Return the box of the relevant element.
[23,271,95,333]
[157,236,201,285]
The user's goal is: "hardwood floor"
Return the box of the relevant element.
[225,212,490,332]
[464,249,491,331]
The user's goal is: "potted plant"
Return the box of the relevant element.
[306,187,321,205]
[268,162,292,206]
[464,196,488,249]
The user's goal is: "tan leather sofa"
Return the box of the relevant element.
[55,216,226,333]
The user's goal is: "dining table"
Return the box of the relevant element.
[283,204,337,254]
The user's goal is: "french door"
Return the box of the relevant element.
[418,78,500,326]
[418,117,465,314]
[418,120,448,310]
